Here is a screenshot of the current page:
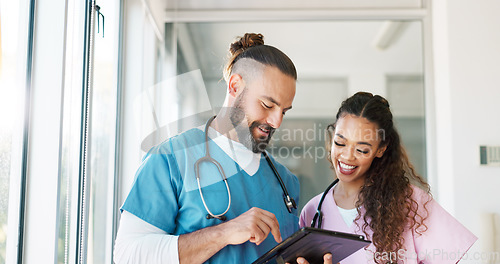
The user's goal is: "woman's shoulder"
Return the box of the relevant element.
[406,185,478,259]
[303,192,324,209]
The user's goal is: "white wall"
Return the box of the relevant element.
[433,0,500,261]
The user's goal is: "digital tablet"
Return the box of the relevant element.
[252,227,371,264]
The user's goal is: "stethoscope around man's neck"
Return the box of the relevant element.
[310,178,339,228]
[194,116,297,221]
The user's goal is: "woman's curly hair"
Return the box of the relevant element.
[326,92,431,263]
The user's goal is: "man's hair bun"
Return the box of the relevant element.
[223,32,296,82]
[229,33,264,55]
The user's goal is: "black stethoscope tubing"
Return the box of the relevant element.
[262,151,297,214]
[196,116,297,221]
[310,178,339,228]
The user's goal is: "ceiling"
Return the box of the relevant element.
[161,0,422,10]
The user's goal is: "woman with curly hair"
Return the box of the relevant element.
[298,92,476,264]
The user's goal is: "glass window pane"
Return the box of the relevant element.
[56,0,87,263]
[86,1,120,263]
[0,0,31,262]
[387,75,427,179]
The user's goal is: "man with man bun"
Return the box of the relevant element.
[114,33,308,264]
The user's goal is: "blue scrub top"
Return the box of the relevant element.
[122,128,300,263]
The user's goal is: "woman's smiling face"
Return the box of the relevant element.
[331,114,387,184]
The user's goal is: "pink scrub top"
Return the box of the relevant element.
[299,185,477,264]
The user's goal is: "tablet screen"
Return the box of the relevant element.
[252,227,371,264]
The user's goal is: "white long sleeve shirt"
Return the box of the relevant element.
[114,210,180,264]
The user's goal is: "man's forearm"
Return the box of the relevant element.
[178,224,228,264]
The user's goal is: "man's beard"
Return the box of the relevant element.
[229,93,275,153]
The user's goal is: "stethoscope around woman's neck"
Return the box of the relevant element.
[194,116,297,221]
[310,178,339,228]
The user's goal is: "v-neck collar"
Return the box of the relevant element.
[197,126,262,176]
[322,186,364,233]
